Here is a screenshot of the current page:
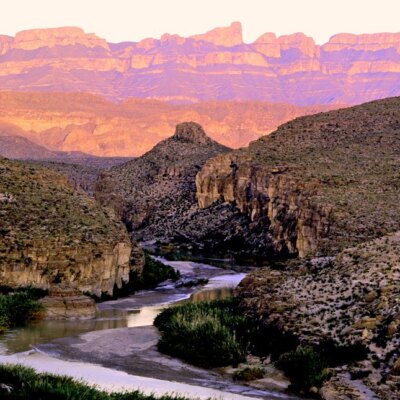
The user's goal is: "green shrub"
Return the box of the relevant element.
[111,253,180,299]
[276,346,332,392]
[0,364,188,400]
[154,299,267,368]
[0,291,43,333]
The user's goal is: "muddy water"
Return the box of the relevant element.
[0,258,297,400]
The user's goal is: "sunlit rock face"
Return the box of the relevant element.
[0,24,399,105]
[0,92,331,157]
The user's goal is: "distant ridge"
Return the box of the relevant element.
[0,92,332,156]
[0,23,399,105]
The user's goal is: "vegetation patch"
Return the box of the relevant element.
[0,290,43,333]
[0,364,188,400]
[154,298,272,368]
[137,253,180,289]
[276,346,332,393]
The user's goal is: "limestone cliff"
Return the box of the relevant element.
[0,157,144,297]
[0,92,329,156]
[197,156,332,257]
[196,97,400,257]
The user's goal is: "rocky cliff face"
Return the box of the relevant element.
[0,24,399,105]
[196,97,400,257]
[40,286,97,320]
[197,157,332,257]
[0,157,144,297]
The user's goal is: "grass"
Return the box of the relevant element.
[0,364,189,400]
[0,290,43,333]
[154,298,271,368]
[154,299,369,394]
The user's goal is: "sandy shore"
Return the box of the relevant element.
[36,325,295,399]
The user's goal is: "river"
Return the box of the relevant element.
[0,257,298,400]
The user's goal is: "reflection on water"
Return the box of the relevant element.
[190,287,234,302]
[0,305,171,355]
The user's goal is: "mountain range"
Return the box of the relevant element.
[0,92,330,156]
[0,22,400,105]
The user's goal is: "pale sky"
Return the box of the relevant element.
[2,0,400,44]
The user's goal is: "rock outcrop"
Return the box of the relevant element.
[197,157,332,257]
[40,286,97,319]
[191,22,243,47]
[0,24,399,105]
[0,157,144,298]
[196,97,400,257]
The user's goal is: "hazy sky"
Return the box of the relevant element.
[2,0,400,44]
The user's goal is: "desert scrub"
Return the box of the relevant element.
[276,346,332,393]
[0,364,189,400]
[154,298,267,368]
[0,290,43,332]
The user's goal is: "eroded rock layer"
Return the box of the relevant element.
[0,157,143,297]
[196,97,400,257]
[0,92,330,156]
[0,24,399,105]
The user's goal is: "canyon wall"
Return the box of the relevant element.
[0,240,143,298]
[196,154,332,257]
[196,97,400,257]
[0,157,144,297]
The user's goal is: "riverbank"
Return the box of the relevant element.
[0,258,297,400]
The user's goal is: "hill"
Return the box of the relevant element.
[95,122,230,243]
[238,231,400,398]
[196,97,400,257]
[0,157,143,297]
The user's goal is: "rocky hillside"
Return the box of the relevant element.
[95,122,232,245]
[0,92,330,156]
[196,97,400,257]
[0,157,143,297]
[0,135,57,160]
[0,25,399,105]
[237,232,400,398]
[0,133,133,195]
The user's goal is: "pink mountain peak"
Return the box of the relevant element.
[13,27,109,51]
[191,22,243,47]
